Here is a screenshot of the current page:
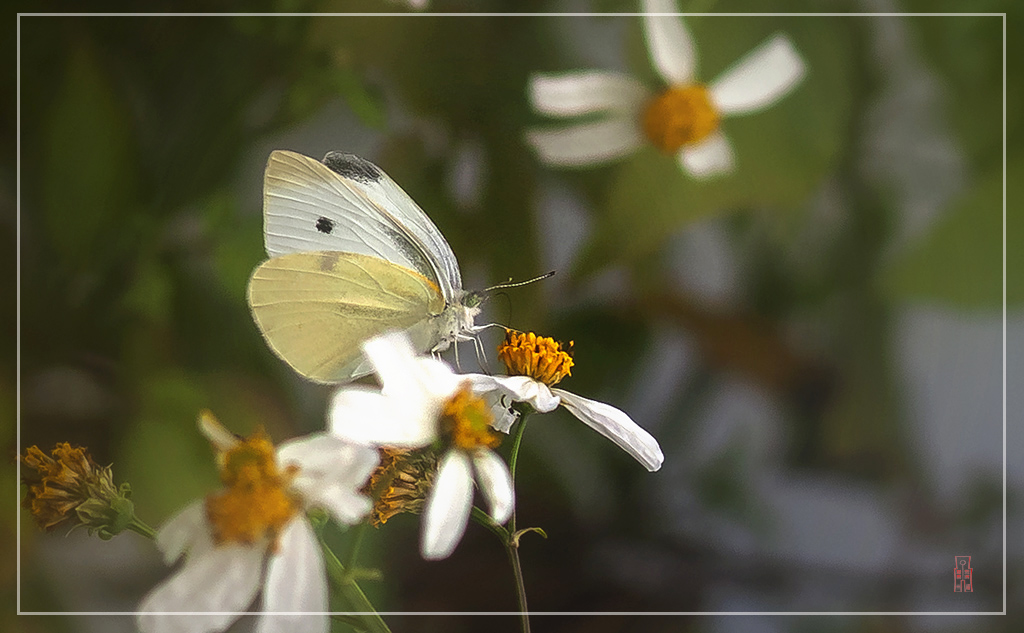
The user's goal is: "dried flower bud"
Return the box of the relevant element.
[21,443,135,539]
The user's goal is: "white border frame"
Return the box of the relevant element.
[16,9,1007,618]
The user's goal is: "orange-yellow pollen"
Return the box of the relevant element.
[205,430,298,546]
[442,386,501,451]
[363,448,439,527]
[498,329,574,387]
[642,84,720,154]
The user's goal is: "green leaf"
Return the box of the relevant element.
[884,160,1013,308]
[577,14,856,273]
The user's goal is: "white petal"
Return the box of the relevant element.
[278,434,379,491]
[481,388,519,433]
[328,386,436,448]
[678,131,734,179]
[278,434,377,525]
[302,484,372,526]
[709,33,806,116]
[257,518,328,633]
[464,374,560,415]
[364,331,458,402]
[154,501,209,566]
[641,0,697,85]
[137,543,264,633]
[421,450,473,560]
[530,71,650,118]
[472,449,514,525]
[525,117,644,167]
[197,410,239,453]
[552,389,664,472]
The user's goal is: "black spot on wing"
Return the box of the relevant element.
[316,216,335,234]
[322,152,382,183]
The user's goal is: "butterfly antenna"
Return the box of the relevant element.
[482,270,555,294]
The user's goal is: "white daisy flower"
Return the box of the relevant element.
[137,411,379,633]
[471,330,664,473]
[328,333,514,561]
[525,0,806,178]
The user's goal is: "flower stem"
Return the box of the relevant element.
[470,505,509,541]
[506,412,531,633]
[346,521,368,570]
[126,516,157,540]
[320,538,391,633]
[507,542,530,633]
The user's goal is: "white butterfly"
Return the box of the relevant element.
[246,150,483,384]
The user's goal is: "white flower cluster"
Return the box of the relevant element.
[138,330,662,633]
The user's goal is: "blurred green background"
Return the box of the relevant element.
[8,2,1020,632]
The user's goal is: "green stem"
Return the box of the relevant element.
[507,542,530,633]
[506,412,532,633]
[321,538,391,633]
[126,517,157,540]
[507,411,530,535]
[470,505,509,541]
[346,522,368,570]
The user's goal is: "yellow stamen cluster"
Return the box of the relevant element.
[21,443,118,532]
[363,448,439,527]
[205,430,298,546]
[442,386,501,451]
[498,329,574,387]
[642,84,720,153]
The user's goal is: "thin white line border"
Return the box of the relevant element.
[16,8,1007,614]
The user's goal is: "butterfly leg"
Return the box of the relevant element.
[471,334,490,373]
[452,336,462,370]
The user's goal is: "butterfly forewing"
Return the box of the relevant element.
[321,151,463,297]
[263,150,461,300]
[247,251,446,383]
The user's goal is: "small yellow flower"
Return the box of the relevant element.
[329,332,515,559]
[474,331,663,472]
[442,386,502,451]
[642,84,720,154]
[204,427,300,547]
[498,329,574,387]
[525,0,806,178]
[138,410,379,633]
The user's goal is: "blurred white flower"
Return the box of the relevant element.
[328,332,514,560]
[526,0,806,178]
[138,412,378,633]
[477,330,664,472]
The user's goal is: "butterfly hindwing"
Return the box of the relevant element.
[247,251,446,383]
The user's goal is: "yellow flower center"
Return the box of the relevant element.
[642,84,720,153]
[205,430,299,546]
[498,329,574,387]
[442,386,501,451]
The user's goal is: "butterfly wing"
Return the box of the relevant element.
[247,251,447,384]
[263,150,463,301]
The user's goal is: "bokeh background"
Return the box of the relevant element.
[8,2,1021,632]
